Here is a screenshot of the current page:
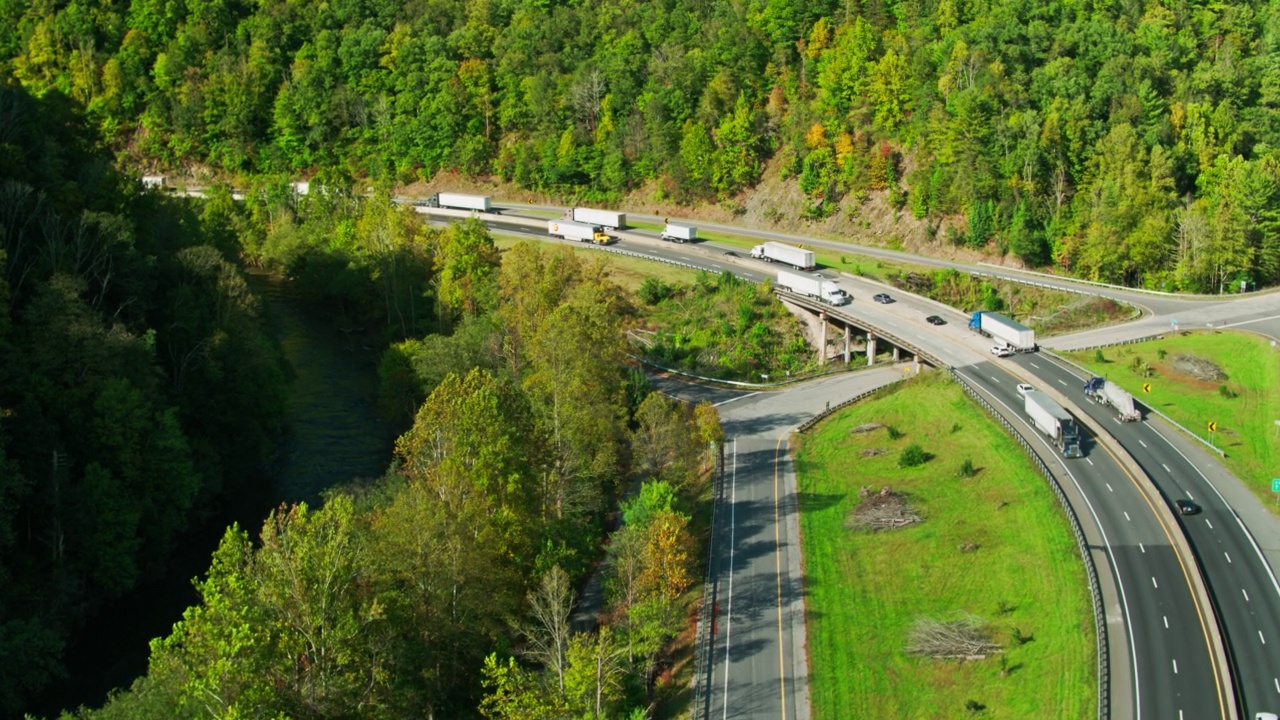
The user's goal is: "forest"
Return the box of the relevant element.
[4,0,1280,290]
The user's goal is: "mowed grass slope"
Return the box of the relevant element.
[1064,331,1280,505]
[796,373,1095,719]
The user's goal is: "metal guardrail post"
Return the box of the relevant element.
[947,369,1110,720]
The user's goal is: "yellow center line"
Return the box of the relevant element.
[1098,438,1229,719]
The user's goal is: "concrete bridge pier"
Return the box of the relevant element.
[867,332,877,366]
[844,325,851,364]
[893,346,900,362]
[819,311,827,366]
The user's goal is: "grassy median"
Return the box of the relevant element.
[795,372,1095,719]
[1063,330,1280,507]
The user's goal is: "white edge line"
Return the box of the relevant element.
[715,391,760,407]
[722,438,737,718]
[1146,423,1280,600]
[954,369,1141,719]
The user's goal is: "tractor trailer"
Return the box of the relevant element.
[1083,377,1140,422]
[969,311,1037,352]
[661,223,697,243]
[572,207,626,229]
[750,242,816,271]
[548,220,611,244]
[1024,390,1083,458]
[776,271,850,306]
[432,193,492,212]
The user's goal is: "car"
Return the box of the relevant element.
[925,315,946,325]
[873,293,893,304]
[1257,713,1280,720]
[991,345,1014,357]
[1175,499,1201,515]
[1016,383,1034,398]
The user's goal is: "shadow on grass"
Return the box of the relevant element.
[797,491,845,513]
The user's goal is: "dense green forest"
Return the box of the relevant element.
[0,78,290,713]
[58,232,722,718]
[4,0,1280,290]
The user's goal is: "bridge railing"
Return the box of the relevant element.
[948,369,1110,720]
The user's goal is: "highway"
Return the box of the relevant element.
[1015,353,1280,718]
[410,200,1277,717]
[798,284,1230,719]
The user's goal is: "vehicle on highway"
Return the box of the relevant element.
[661,223,697,243]
[749,241,816,270]
[925,315,945,325]
[572,207,626,229]
[548,220,611,244]
[873,293,893,303]
[1024,390,1083,457]
[1016,383,1034,398]
[991,344,1014,357]
[432,192,492,212]
[969,310,1038,352]
[1176,499,1201,515]
[1255,712,1279,720]
[1083,376,1141,421]
[776,270,850,306]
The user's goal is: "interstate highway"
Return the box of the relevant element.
[1014,353,1280,717]
[802,290,1229,719]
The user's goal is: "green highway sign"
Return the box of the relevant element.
[1273,479,1280,493]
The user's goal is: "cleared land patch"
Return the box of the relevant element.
[1065,330,1280,507]
[795,373,1095,719]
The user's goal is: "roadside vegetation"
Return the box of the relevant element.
[1065,331,1280,506]
[492,235,701,293]
[629,270,813,382]
[710,230,1134,337]
[795,372,1095,718]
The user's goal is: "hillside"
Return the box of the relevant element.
[3,0,1280,292]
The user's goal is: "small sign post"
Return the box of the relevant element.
[1142,383,1152,394]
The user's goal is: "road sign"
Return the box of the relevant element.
[1142,383,1151,394]
[1273,479,1280,493]
[1208,421,1218,433]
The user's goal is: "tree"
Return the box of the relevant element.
[433,218,500,326]
[563,627,627,718]
[519,565,575,694]
[632,393,700,488]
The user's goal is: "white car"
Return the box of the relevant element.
[1016,383,1034,398]
[1256,713,1279,720]
[991,345,1014,357]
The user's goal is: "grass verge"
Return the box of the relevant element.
[1063,331,1280,507]
[796,372,1095,718]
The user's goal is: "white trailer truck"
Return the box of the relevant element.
[776,270,850,306]
[661,223,697,243]
[1083,377,1140,422]
[433,193,492,212]
[548,220,611,244]
[749,242,816,271]
[571,207,626,229]
[968,311,1037,352]
[1024,390,1083,458]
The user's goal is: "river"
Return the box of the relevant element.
[32,272,397,717]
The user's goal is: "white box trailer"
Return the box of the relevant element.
[1083,377,1140,421]
[435,193,491,212]
[548,220,610,244]
[776,271,850,306]
[750,242,816,271]
[661,224,697,243]
[572,207,626,229]
[969,311,1036,351]
[1024,390,1082,457]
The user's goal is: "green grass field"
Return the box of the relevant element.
[795,373,1095,719]
[1064,331,1280,506]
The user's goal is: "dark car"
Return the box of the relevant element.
[925,315,946,325]
[1175,499,1201,515]
[873,293,893,304]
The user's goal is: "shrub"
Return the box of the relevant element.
[1218,384,1238,399]
[958,458,977,478]
[1156,348,1167,360]
[638,277,674,305]
[899,443,930,468]
[886,425,904,440]
[1093,349,1106,363]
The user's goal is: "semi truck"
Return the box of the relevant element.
[572,207,626,229]
[432,193,492,212]
[969,311,1037,352]
[1024,390,1083,458]
[548,220,611,244]
[1083,377,1140,422]
[776,270,850,306]
[661,223,697,243]
[749,242,816,271]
